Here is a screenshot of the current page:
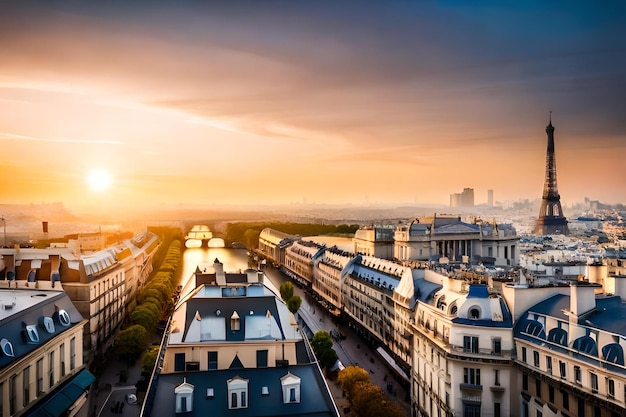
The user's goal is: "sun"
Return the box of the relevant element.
[86,170,112,192]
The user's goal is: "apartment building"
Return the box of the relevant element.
[0,289,92,417]
[143,259,339,416]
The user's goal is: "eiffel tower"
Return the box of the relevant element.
[534,113,568,235]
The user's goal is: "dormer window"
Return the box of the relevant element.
[231,311,240,331]
[469,307,481,320]
[42,317,55,334]
[57,309,71,327]
[281,372,301,404]
[1,338,14,357]
[26,325,40,343]
[174,379,194,413]
[227,377,248,409]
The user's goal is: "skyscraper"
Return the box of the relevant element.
[534,115,568,235]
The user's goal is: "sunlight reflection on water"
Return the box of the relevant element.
[180,247,250,287]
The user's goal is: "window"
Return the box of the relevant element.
[559,361,566,378]
[533,351,540,367]
[522,373,528,391]
[49,351,55,387]
[174,353,185,372]
[10,374,17,415]
[23,366,30,406]
[469,307,480,319]
[463,368,481,386]
[537,411,543,417]
[281,373,301,404]
[42,317,55,333]
[578,398,585,417]
[535,378,541,398]
[522,347,527,362]
[608,378,615,398]
[208,352,218,370]
[546,356,552,374]
[228,377,249,410]
[463,403,481,417]
[60,343,66,377]
[256,350,268,368]
[464,336,479,353]
[492,338,501,355]
[231,311,241,331]
[494,369,500,386]
[549,385,554,403]
[494,402,501,417]
[174,381,194,413]
[70,337,76,370]
[36,358,44,396]
[562,390,569,410]
[26,325,40,343]
[58,310,71,327]
[574,366,581,384]
[590,372,598,393]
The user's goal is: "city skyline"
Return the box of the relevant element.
[1,1,625,215]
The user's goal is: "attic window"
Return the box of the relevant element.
[58,310,71,327]
[174,379,194,413]
[231,311,240,331]
[262,386,269,396]
[26,325,40,343]
[469,307,481,320]
[206,388,214,398]
[42,317,55,333]
[280,373,301,404]
[1,338,15,357]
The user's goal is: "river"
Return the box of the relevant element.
[180,246,251,287]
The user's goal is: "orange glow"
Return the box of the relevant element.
[0,2,624,215]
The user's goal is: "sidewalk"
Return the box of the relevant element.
[79,355,144,417]
[297,297,411,416]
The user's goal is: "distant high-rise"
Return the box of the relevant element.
[487,189,494,206]
[534,115,568,235]
[450,188,474,208]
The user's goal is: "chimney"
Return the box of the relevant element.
[613,275,626,301]
[3,254,15,280]
[214,259,226,286]
[246,269,259,283]
[569,282,599,322]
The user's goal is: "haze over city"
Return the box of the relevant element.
[1,1,625,216]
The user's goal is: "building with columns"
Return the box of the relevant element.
[394,214,519,267]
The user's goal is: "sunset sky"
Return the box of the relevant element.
[1,1,625,214]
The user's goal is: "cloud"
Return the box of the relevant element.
[0,132,124,145]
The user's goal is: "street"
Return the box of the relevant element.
[262,265,411,416]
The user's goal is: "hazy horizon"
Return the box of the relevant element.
[1,1,625,213]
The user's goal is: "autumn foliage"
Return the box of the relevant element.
[337,366,405,417]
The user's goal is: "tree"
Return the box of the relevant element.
[286,295,302,314]
[311,330,338,369]
[351,381,388,417]
[337,366,371,398]
[130,308,159,332]
[280,281,294,302]
[116,325,149,358]
[142,346,160,374]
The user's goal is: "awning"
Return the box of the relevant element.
[28,369,96,417]
[376,347,410,381]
